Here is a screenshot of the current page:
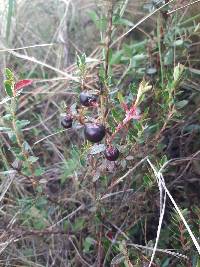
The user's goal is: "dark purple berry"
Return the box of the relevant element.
[84,123,105,143]
[61,115,73,129]
[104,146,119,161]
[80,91,98,107]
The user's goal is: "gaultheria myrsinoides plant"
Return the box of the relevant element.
[109,80,152,142]
[61,53,152,161]
[1,68,43,185]
[4,67,33,97]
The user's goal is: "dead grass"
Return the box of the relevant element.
[0,0,200,266]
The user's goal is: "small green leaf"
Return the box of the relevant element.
[108,48,113,64]
[72,218,85,232]
[31,215,47,230]
[76,53,86,68]
[16,120,30,129]
[175,100,188,109]
[161,257,170,267]
[164,49,173,65]
[0,126,12,132]
[7,132,17,142]
[111,109,123,122]
[146,67,157,75]
[110,50,123,65]
[135,80,152,106]
[35,185,43,193]
[117,92,125,105]
[173,63,184,82]
[132,53,147,61]
[132,54,147,68]
[6,0,15,41]
[96,15,107,31]
[28,156,39,163]
[116,18,134,27]
[4,80,13,97]
[143,175,153,187]
[22,141,31,152]
[34,167,45,176]
[2,114,13,121]
[196,257,200,267]
[173,39,183,47]
[83,237,95,253]
[87,10,99,28]
[5,68,14,80]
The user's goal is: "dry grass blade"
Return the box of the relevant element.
[147,159,167,267]
[168,0,200,14]
[111,0,176,47]
[108,157,148,189]
[147,158,200,258]
[0,0,200,265]
[0,238,19,255]
[127,243,188,260]
[0,173,15,203]
[6,49,79,82]
[0,43,54,52]
[48,204,85,230]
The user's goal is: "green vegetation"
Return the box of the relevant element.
[0,0,200,266]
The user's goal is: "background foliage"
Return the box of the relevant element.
[0,0,200,266]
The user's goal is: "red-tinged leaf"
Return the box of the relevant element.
[15,80,33,91]
[123,105,141,124]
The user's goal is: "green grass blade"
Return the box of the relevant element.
[6,0,15,42]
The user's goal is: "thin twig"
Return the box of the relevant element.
[147,158,200,257]
[69,237,92,267]
[167,0,200,14]
[111,0,176,47]
[48,204,85,230]
[6,50,79,82]
[108,157,148,190]
[127,243,188,260]
[0,43,54,53]
[147,159,167,267]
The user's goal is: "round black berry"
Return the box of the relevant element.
[79,91,97,107]
[61,115,73,129]
[104,146,119,161]
[84,123,105,143]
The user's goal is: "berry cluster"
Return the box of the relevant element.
[61,91,119,161]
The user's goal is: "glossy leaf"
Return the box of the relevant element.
[117,92,125,106]
[5,68,14,80]
[4,80,13,97]
[15,79,33,91]
[16,119,30,129]
[175,100,188,109]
